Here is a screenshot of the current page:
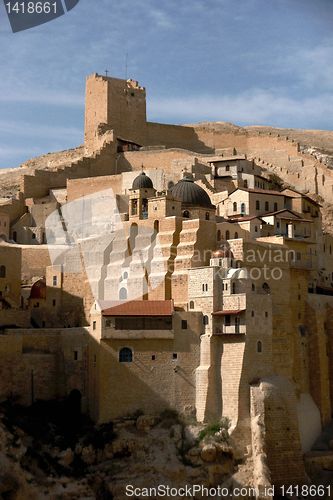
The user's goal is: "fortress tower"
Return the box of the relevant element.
[84,74,147,154]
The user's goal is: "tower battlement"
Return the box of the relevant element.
[84,73,147,154]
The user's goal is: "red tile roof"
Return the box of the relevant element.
[102,300,174,317]
[212,309,246,316]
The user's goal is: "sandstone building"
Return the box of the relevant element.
[0,74,333,491]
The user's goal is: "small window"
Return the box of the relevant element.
[183,210,190,218]
[205,212,210,220]
[203,315,209,325]
[257,341,262,353]
[217,230,221,241]
[254,226,258,233]
[224,315,231,326]
[119,347,133,363]
[181,320,188,330]
[123,272,128,280]
[252,283,255,292]
[226,165,230,171]
[152,355,156,361]
[265,311,268,318]
[234,232,238,239]
[241,203,246,213]
[243,180,248,188]
[93,321,96,330]
[173,353,178,360]
[274,202,278,211]
[265,201,269,211]
[189,301,194,309]
[0,265,6,278]
[32,233,36,239]
[74,351,78,361]
[233,202,237,212]
[53,276,57,286]
[52,299,56,307]
[256,200,260,210]
[251,310,255,317]
[226,230,230,240]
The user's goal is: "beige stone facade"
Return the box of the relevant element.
[0,73,333,489]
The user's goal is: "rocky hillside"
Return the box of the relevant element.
[0,400,253,500]
[0,146,84,199]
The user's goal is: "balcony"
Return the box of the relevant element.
[289,258,313,270]
[102,327,174,340]
[214,324,246,335]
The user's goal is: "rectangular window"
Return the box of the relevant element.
[181,320,188,330]
[52,299,56,307]
[93,321,96,330]
[173,353,178,360]
[74,351,78,361]
[225,315,231,326]
[53,276,57,286]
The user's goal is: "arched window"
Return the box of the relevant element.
[0,265,6,278]
[119,287,128,300]
[257,341,262,353]
[189,301,194,309]
[262,282,271,294]
[217,230,221,241]
[123,272,128,280]
[240,203,246,214]
[119,347,133,363]
[226,230,230,240]
[203,315,209,325]
[233,202,237,212]
[205,212,210,220]
[234,232,239,239]
[183,210,190,219]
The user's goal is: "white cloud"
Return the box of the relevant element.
[148,88,333,128]
[0,120,82,139]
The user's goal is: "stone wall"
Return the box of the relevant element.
[88,311,202,423]
[0,328,89,407]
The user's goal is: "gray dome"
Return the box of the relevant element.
[171,175,213,208]
[132,172,154,189]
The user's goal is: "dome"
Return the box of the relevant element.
[29,279,46,300]
[171,174,213,208]
[212,244,234,259]
[132,171,154,190]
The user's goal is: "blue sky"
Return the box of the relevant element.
[0,0,332,167]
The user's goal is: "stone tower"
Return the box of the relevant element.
[84,74,147,154]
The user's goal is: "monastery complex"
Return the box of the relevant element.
[1,74,333,491]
